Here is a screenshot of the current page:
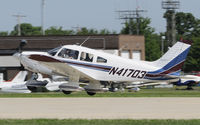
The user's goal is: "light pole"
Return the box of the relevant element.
[13,14,26,36]
[162,0,180,46]
[161,36,166,55]
[41,0,45,35]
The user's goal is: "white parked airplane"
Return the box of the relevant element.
[14,40,192,95]
[0,71,66,93]
[0,71,31,93]
[172,74,200,90]
[26,73,68,92]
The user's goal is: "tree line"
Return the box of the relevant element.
[0,12,199,72]
[0,24,116,36]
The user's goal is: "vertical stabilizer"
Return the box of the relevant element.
[11,71,28,83]
[149,40,192,76]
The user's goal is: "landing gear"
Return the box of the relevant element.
[86,91,96,96]
[186,86,193,90]
[62,90,72,95]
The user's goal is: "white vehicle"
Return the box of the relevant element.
[14,40,192,95]
[0,71,31,93]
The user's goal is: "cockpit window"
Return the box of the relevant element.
[48,46,62,56]
[80,52,93,62]
[97,56,107,63]
[58,48,79,60]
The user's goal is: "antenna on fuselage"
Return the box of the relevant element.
[80,36,90,46]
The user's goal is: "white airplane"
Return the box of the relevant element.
[26,73,68,92]
[0,71,66,93]
[14,40,192,95]
[172,74,200,90]
[0,71,31,93]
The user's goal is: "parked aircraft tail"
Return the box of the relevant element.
[10,71,28,83]
[147,40,192,79]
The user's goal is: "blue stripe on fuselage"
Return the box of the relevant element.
[60,59,112,72]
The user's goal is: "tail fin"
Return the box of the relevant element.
[150,40,192,76]
[11,71,28,83]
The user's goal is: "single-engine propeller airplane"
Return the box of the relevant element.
[14,39,192,95]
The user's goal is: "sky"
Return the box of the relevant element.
[0,0,199,33]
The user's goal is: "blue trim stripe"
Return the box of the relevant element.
[145,78,175,80]
[148,47,190,74]
[67,63,110,72]
[168,70,181,76]
[61,60,112,72]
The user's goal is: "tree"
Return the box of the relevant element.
[174,12,200,72]
[121,18,155,35]
[145,33,161,61]
[75,27,115,35]
[0,31,8,36]
[10,23,41,36]
[76,27,98,35]
[99,29,111,35]
[183,37,200,72]
[45,26,74,35]
[175,12,196,36]
[121,17,161,61]
[175,12,200,38]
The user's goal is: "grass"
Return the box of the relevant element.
[0,87,200,97]
[0,119,200,125]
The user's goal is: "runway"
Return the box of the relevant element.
[0,97,200,119]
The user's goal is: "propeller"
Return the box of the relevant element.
[18,39,27,53]
[13,39,28,70]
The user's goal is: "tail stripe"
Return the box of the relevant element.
[148,47,190,74]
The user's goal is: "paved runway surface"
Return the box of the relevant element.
[0,98,200,119]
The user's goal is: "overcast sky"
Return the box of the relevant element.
[0,0,199,33]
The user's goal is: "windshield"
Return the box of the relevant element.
[58,48,79,60]
[47,46,62,56]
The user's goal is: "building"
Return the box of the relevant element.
[0,34,145,80]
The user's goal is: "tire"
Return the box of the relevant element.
[62,90,72,95]
[86,91,96,96]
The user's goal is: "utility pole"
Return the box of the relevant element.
[13,14,26,36]
[72,25,82,33]
[41,0,45,35]
[117,9,147,35]
[162,0,180,46]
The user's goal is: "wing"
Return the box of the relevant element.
[38,59,96,81]
[126,80,172,88]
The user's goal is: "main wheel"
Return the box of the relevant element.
[62,90,72,95]
[86,91,96,96]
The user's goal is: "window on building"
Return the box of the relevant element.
[80,52,93,62]
[97,56,107,63]
[58,48,79,60]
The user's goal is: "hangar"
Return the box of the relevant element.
[0,34,145,80]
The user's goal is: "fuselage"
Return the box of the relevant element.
[14,45,167,82]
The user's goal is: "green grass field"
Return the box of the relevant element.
[0,119,200,125]
[0,87,200,97]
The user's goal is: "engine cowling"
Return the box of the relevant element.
[26,80,49,92]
